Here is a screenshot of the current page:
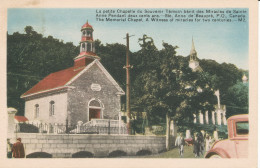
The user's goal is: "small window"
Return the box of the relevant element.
[34,104,39,118]
[49,101,55,116]
[87,43,91,52]
[87,31,92,37]
[82,43,86,51]
[236,121,249,135]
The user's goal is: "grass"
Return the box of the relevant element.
[125,146,204,158]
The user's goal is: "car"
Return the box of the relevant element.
[205,114,248,158]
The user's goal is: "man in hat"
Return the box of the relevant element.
[7,138,13,158]
[12,138,25,158]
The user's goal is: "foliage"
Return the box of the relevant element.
[108,150,127,157]
[223,82,249,118]
[131,39,216,126]
[26,152,52,158]
[7,27,248,126]
[7,26,79,115]
[71,151,94,158]
[18,123,39,133]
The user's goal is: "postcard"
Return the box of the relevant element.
[0,0,258,167]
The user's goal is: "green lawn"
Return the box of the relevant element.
[132,146,204,158]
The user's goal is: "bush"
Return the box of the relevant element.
[72,151,94,158]
[26,152,52,158]
[136,150,152,156]
[18,123,39,133]
[108,150,127,157]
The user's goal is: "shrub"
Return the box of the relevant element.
[18,123,39,133]
[72,151,94,158]
[136,150,152,156]
[26,152,52,158]
[108,150,127,157]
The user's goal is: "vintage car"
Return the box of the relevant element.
[205,114,248,158]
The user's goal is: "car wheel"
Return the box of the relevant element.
[209,154,222,158]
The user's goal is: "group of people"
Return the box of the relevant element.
[7,138,25,158]
[175,132,215,158]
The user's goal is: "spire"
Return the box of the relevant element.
[189,37,201,71]
[74,21,100,68]
[190,37,197,61]
[191,36,195,51]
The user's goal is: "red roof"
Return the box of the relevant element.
[81,21,93,29]
[15,116,28,122]
[22,66,85,97]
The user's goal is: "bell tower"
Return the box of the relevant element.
[74,21,100,68]
[189,38,199,71]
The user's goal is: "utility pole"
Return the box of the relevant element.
[124,33,133,135]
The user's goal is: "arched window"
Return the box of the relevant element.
[49,101,55,116]
[88,99,102,121]
[87,31,92,37]
[82,43,86,52]
[89,100,100,107]
[34,104,39,118]
[82,30,86,36]
[87,43,91,52]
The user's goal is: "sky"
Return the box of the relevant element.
[7,8,249,69]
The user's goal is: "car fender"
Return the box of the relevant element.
[205,148,231,158]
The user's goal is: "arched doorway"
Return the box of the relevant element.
[88,99,103,121]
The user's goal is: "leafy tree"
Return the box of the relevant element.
[132,38,216,149]
[223,82,249,118]
[7,27,249,142]
[7,26,78,115]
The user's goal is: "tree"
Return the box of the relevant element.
[132,38,217,150]
[223,82,249,118]
[7,27,78,115]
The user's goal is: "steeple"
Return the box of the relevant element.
[190,37,198,61]
[74,21,100,68]
[189,37,199,70]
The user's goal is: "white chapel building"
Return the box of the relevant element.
[21,21,125,126]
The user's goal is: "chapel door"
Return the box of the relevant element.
[89,109,101,121]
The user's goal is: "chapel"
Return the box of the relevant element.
[21,21,125,126]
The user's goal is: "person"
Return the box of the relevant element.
[12,138,25,158]
[193,133,200,158]
[175,133,185,157]
[198,132,205,156]
[7,139,13,158]
[205,134,211,153]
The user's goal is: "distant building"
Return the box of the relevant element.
[187,39,227,137]
[189,38,202,72]
[21,21,125,126]
[242,74,248,83]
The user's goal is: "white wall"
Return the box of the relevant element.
[24,93,68,124]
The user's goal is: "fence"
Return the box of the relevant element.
[15,121,128,135]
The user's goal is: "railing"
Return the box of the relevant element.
[15,119,128,135]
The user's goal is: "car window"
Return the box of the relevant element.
[236,121,249,135]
